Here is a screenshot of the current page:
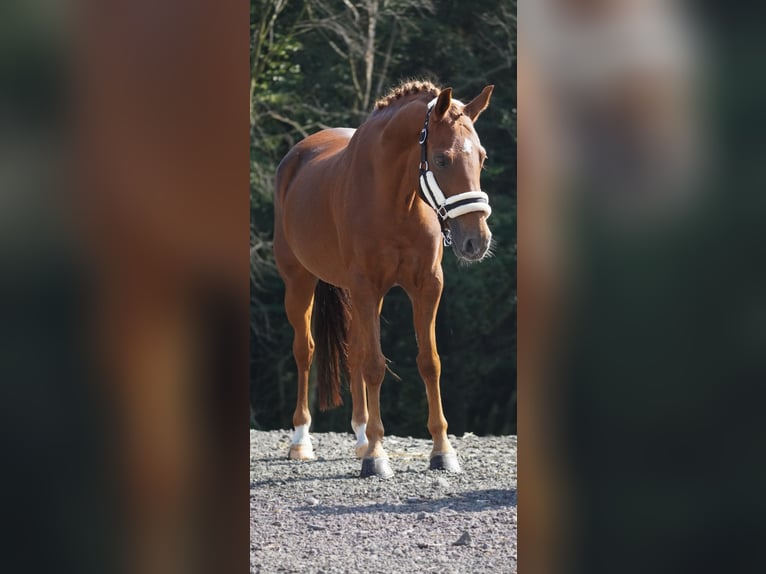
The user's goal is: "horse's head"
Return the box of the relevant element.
[423,85,494,262]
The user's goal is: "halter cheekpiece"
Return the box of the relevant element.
[418,97,492,247]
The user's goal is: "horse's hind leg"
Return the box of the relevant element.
[349,300,374,460]
[281,266,318,460]
[350,378,369,459]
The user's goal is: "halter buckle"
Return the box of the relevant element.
[418,128,428,145]
[437,205,449,219]
[442,228,452,247]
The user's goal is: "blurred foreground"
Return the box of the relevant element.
[519,2,766,574]
[1,1,248,573]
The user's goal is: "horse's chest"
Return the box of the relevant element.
[361,246,430,285]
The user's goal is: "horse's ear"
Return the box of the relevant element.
[433,87,453,120]
[463,85,494,122]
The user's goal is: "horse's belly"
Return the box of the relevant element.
[282,189,347,286]
[288,233,346,286]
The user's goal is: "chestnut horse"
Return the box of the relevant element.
[274,81,494,478]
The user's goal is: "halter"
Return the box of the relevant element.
[418,97,492,246]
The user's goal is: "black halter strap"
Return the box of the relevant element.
[418,104,453,246]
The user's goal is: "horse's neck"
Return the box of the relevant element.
[355,99,423,206]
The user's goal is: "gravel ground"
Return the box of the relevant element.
[250,430,517,574]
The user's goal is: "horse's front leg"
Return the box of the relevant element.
[348,287,392,478]
[410,271,461,472]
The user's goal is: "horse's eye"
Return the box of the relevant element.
[434,154,448,168]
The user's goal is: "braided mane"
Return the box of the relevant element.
[374,80,441,110]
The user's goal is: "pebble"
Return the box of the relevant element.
[453,531,472,546]
[433,477,450,489]
[306,497,319,506]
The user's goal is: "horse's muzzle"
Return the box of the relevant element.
[450,223,491,262]
[457,236,490,261]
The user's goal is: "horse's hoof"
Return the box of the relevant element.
[429,452,461,472]
[360,457,394,479]
[288,443,315,460]
[354,442,370,459]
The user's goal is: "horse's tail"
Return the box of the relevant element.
[313,280,351,411]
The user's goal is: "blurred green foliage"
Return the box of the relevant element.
[251,0,516,437]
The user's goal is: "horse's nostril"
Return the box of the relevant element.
[464,238,477,255]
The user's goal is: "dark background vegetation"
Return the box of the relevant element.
[250,0,517,437]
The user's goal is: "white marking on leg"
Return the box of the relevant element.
[351,421,368,449]
[291,424,311,445]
